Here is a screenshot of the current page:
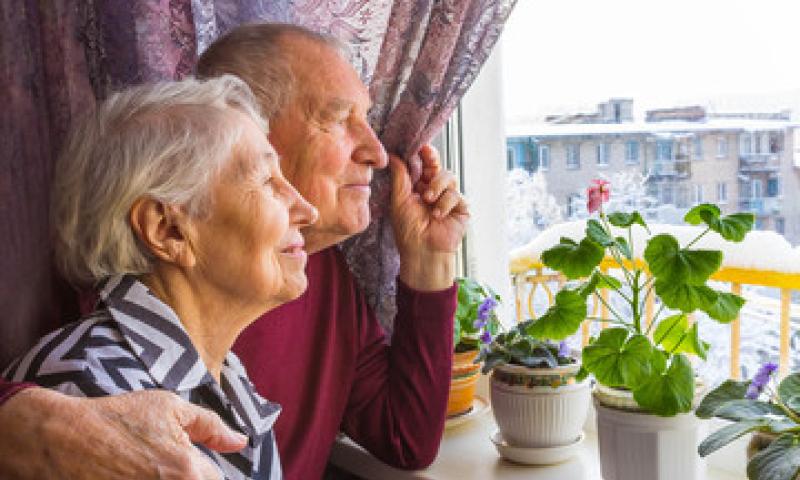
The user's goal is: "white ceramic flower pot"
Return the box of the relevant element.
[490,363,590,448]
[594,388,704,480]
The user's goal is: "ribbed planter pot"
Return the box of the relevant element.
[594,385,703,480]
[490,362,590,448]
[447,349,481,417]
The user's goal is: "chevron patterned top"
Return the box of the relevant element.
[4,274,282,480]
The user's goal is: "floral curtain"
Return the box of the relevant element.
[0,0,515,365]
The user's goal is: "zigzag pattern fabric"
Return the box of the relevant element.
[4,275,282,480]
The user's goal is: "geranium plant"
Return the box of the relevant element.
[697,363,800,480]
[527,179,755,416]
[454,277,502,353]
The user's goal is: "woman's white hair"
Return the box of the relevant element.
[52,75,267,287]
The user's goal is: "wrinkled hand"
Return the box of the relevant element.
[391,144,469,291]
[0,388,247,480]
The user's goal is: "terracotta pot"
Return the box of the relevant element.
[490,362,590,448]
[446,350,481,417]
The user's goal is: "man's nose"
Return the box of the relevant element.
[352,119,388,169]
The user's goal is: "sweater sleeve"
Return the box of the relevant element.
[340,279,456,469]
[0,379,36,406]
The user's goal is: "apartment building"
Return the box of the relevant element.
[507,101,800,244]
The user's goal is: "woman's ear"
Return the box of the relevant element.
[129,197,197,268]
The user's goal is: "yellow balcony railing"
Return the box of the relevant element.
[510,223,800,379]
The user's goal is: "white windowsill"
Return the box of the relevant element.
[329,409,746,480]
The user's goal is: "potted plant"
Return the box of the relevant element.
[447,277,501,417]
[697,362,800,480]
[530,179,754,480]
[477,322,590,454]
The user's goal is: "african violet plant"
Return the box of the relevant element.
[475,319,574,375]
[697,363,800,480]
[454,277,502,353]
[526,179,755,416]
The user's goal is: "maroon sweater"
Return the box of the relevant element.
[0,379,34,406]
[233,247,456,480]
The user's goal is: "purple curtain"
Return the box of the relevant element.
[0,0,514,366]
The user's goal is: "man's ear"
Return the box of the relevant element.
[129,197,197,268]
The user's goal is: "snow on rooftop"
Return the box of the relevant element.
[509,220,800,275]
[506,118,800,138]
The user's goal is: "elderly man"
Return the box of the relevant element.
[196,24,469,480]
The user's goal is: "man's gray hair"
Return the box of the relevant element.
[196,23,348,119]
[51,75,267,287]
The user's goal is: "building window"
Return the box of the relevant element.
[717,137,728,158]
[655,141,672,161]
[767,178,780,197]
[717,182,727,204]
[596,143,609,166]
[740,134,752,155]
[566,143,580,169]
[693,184,704,204]
[625,141,639,164]
[538,145,550,171]
[751,179,763,199]
[693,137,703,160]
[506,147,516,169]
[776,217,785,235]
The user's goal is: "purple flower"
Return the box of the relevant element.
[745,384,760,400]
[746,362,778,399]
[472,318,487,330]
[558,341,571,359]
[477,297,498,321]
[480,330,493,344]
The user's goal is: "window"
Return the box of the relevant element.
[717,182,727,204]
[596,143,609,166]
[655,141,672,161]
[506,147,516,169]
[767,178,780,197]
[693,137,703,160]
[717,137,728,158]
[740,134,752,155]
[625,140,639,164]
[693,184,704,204]
[776,218,786,235]
[752,179,763,199]
[538,145,550,171]
[566,143,580,169]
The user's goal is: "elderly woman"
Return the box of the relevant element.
[4,75,317,480]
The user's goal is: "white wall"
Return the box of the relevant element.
[459,40,513,313]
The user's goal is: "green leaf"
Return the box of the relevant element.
[645,234,722,285]
[576,366,589,382]
[702,292,745,323]
[526,289,587,340]
[542,237,604,280]
[578,271,621,298]
[698,419,768,457]
[655,280,718,313]
[685,203,721,225]
[684,204,755,242]
[653,314,688,349]
[747,433,800,480]
[615,236,633,260]
[711,213,755,242]
[778,374,800,405]
[696,379,751,418]
[784,395,800,415]
[633,354,695,416]
[453,315,462,346]
[653,315,708,359]
[608,211,649,231]
[714,399,787,422]
[583,328,654,388]
[586,219,615,246]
